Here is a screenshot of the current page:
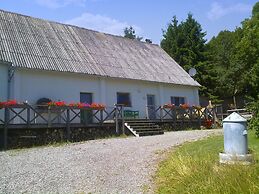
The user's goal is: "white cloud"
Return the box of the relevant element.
[36,0,86,9]
[65,12,142,36]
[207,2,252,20]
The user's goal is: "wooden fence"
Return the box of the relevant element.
[0,103,216,149]
[146,105,216,122]
[0,103,125,149]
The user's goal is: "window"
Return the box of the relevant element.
[117,92,131,107]
[171,96,185,106]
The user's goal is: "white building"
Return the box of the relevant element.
[0,9,200,119]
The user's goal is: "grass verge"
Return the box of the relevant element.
[155,131,259,194]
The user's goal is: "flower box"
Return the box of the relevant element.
[0,100,19,109]
[47,101,106,110]
[180,104,190,109]
[163,103,175,109]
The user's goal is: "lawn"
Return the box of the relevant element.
[155,131,259,194]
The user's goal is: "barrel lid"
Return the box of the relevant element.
[223,112,247,123]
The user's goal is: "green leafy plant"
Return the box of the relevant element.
[248,97,259,137]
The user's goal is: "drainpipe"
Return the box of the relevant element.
[7,64,15,100]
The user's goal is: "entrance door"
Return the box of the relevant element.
[147,95,156,119]
[80,93,93,124]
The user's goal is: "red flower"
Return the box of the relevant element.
[0,100,18,108]
[69,102,76,107]
[90,103,106,110]
[47,101,106,110]
[163,103,175,109]
[55,101,66,106]
[0,102,4,109]
[180,104,189,109]
[204,119,213,129]
[47,101,56,106]
[47,101,66,107]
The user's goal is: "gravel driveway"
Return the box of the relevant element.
[0,129,222,194]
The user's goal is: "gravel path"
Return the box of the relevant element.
[0,129,222,194]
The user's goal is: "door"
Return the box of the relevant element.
[80,93,93,124]
[147,95,156,119]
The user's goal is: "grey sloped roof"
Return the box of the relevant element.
[0,9,200,87]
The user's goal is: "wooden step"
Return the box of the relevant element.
[125,120,157,123]
[125,121,164,137]
[134,128,162,132]
[130,125,159,129]
[126,122,156,125]
[138,131,164,136]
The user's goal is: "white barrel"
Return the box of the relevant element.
[223,112,248,155]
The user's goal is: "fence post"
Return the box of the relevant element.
[115,105,119,134]
[198,108,202,129]
[160,106,163,121]
[66,108,71,141]
[26,104,30,128]
[213,107,217,126]
[220,105,224,121]
[189,107,193,127]
[48,106,51,127]
[146,105,149,120]
[205,108,208,120]
[173,108,176,129]
[121,105,125,135]
[100,109,104,124]
[4,107,9,149]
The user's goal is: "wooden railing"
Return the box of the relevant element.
[0,103,216,149]
[145,105,216,123]
[0,103,125,149]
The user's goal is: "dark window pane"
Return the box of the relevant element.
[117,93,131,107]
[175,97,180,106]
[171,97,175,104]
[171,96,185,106]
[179,97,185,104]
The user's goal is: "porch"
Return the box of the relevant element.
[0,103,216,149]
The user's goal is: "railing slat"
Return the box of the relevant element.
[66,108,71,140]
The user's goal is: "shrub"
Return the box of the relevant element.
[248,97,259,137]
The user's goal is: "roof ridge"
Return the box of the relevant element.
[0,9,159,47]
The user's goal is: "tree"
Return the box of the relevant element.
[252,1,259,17]
[124,26,136,39]
[161,14,206,71]
[145,39,152,43]
[245,2,259,136]
[123,26,143,41]
[236,3,259,99]
[203,2,259,106]
[206,29,244,106]
[161,14,208,95]
[160,2,259,108]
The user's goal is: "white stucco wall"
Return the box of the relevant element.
[12,68,199,118]
[0,63,8,121]
[0,63,8,101]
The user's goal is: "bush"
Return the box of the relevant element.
[248,97,259,137]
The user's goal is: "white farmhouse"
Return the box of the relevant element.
[0,9,200,119]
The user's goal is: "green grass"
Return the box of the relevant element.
[155,132,259,194]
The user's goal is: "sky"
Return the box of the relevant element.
[0,0,257,44]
